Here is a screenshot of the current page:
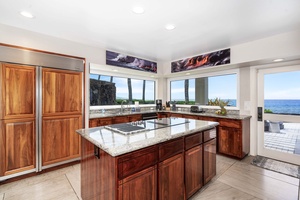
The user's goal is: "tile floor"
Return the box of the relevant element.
[0,155,299,200]
[265,122,300,154]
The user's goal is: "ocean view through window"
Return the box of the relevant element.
[264,71,300,115]
[170,74,237,106]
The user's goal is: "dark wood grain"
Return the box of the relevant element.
[42,115,82,166]
[1,63,36,119]
[119,166,157,200]
[185,132,202,150]
[159,153,185,200]
[0,118,36,176]
[81,138,116,200]
[118,146,158,179]
[159,138,184,161]
[203,138,216,185]
[185,145,203,198]
[42,68,82,116]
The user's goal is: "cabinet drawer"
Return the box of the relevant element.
[159,138,184,161]
[203,128,216,142]
[98,118,112,126]
[218,119,241,128]
[114,116,129,124]
[185,132,202,150]
[118,146,158,179]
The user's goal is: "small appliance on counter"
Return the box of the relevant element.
[170,101,177,111]
[156,99,163,110]
[190,105,205,113]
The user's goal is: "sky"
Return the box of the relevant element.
[170,74,237,100]
[264,71,300,100]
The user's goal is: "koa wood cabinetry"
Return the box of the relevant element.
[42,68,83,167]
[0,63,36,176]
[80,127,216,200]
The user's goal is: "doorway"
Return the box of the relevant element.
[257,65,300,165]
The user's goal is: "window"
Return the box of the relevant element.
[90,74,155,106]
[170,74,237,106]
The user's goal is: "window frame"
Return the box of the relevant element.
[90,65,158,110]
[167,69,240,109]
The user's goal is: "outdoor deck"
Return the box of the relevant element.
[264,122,300,155]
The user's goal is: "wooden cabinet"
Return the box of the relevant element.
[170,113,183,118]
[185,145,203,198]
[42,68,83,166]
[217,118,250,159]
[0,119,36,176]
[0,63,36,119]
[203,138,216,184]
[183,114,250,159]
[158,138,184,200]
[42,115,82,166]
[118,146,157,200]
[0,63,36,177]
[119,166,157,200]
[42,68,82,116]
[185,132,203,198]
[128,114,142,122]
[159,153,184,200]
[89,117,113,128]
[157,112,170,118]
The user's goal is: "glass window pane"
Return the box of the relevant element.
[90,74,155,106]
[264,71,300,115]
[170,74,237,106]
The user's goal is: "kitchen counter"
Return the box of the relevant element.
[89,110,251,120]
[77,117,219,157]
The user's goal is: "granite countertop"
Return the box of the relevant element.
[89,110,251,120]
[77,118,219,157]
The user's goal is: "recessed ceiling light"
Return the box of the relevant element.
[165,24,175,30]
[273,58,284,62]
[132,6,145,14]
[20,11,34,18]
[185,73,190,75]
[113,69,118,72]
[150,75,155,78]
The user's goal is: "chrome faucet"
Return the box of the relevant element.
[121,100,127,113]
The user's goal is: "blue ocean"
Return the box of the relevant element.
[264,100,300,115]
[226,99,300,115]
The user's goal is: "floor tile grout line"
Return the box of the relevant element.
[64,174,81,200]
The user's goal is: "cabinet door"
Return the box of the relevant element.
[113,116,129,124]
[159,153,184,200]
[0,63,35,119]
[218,126,242,158]
[42,68,82,116]
[42,115,82,166]
[203,139,216,185]
[89,118,98,128]
[119,166,157,200]
[0,119,35,176]
[185,145,203,199]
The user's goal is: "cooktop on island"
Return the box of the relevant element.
[104,118,190,135]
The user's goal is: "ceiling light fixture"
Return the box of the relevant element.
[165,24,175,30]
[185,73,190,75]
[20,11,34,18]
[273,58,284,62]
[132,6,145,14]
[113,69,118,72]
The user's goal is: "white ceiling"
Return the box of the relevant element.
[0,0,300,62]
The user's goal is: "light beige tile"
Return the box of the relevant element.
[66,164,81,199]
[191,180,258,200]
[218,163,299,200]
[0,165,75,192]
[4,175,78,200]
[0,193,4,200]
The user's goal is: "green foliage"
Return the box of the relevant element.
[208,98,229,108]
[174,101,195,105]
[264,109,273,113]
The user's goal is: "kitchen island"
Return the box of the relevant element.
[77,117,219,200]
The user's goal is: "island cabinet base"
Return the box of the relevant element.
[80,128,217,200]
